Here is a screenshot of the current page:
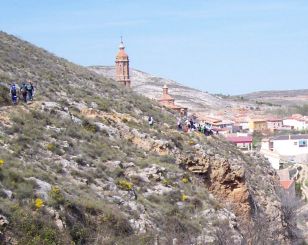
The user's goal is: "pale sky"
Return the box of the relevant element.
[1,0,308,94]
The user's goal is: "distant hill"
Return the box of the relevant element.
[89,66,227,113]
[239,89,308,106]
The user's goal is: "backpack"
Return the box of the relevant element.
[11,85,17,96]
[26,84,32,91]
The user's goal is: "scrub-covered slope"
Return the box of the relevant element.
[0,31,297,244]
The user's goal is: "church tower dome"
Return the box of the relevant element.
[115,37,130,87]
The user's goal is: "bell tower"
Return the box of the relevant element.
[115,37,130,87]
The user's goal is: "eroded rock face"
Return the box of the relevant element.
[177,153,250,218]
[176,142,291,244]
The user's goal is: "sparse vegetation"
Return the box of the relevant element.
[0,31,297,244]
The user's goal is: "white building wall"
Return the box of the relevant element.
[283,119,306,131]
[267,155,280,169]
[273,139,308,156]
[239,122,249,130]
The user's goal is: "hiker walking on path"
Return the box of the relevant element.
[148,115,154,126]
[20,82,27,103]
[26,80,34,101]
[10,83,18,105]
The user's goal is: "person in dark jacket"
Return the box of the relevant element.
[26,80,34,101]
[20,82,27,103]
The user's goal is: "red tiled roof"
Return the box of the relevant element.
[280,180,294,190]
[226,136,253,143]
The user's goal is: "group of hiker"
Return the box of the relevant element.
[177,117,214,136]
[148,115,214,136]
[9,80,35,105]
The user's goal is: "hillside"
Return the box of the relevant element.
[239,89,308,107]
[0,31,302,244]
[89,66,227,113]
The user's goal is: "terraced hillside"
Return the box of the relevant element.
[0,31,301,244]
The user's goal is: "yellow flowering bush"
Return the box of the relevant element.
[117,179,133,191]
[181,178,189,184]
[0,159,4,167]
[46,143,55,152]
[49,186,64,205]
[35,198,44,209]
[181,194,188,202]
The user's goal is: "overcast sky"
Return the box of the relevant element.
[1,0,308,94]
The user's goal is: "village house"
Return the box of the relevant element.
[261,134,308,169]
[238,120,249,131]
[200,116,234,133]
[214,119,234,132]
[199,116,221,127]
[226,135,253,151]
[267,118,283,132]
[248,119,268,133]
[283,114,308,131]
[158,84,188,116]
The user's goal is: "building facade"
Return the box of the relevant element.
[226,135,253,151]
[115,39,130,87]
[267,119,283,132]
[261,134,308,169]
[248,119,268,133]
[283,116,308,131]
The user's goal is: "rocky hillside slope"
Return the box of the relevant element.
[89,66,227,113]
[0,31,300,244]
[238,89,308,107]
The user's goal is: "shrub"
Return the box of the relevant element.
[117,179,133,191]
[0,84,10,106]
[46,143,55,152]
[0,159,4,167]
[162,178,172,187]
[82,120,98,133]
[181,178,189,184]
[35,198,44,209]
[100,209,133,236]
[9,207,63,244]
[181,194,189,202]
[49,186,65,206]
